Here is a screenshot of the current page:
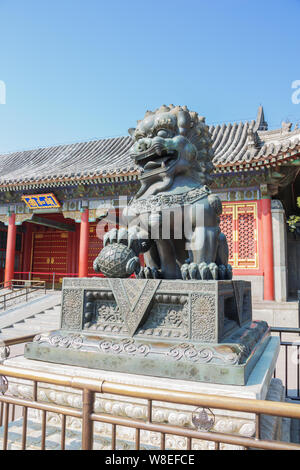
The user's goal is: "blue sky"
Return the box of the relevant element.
[0,0,299,154]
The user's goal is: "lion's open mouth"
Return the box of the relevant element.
[134,150,178,175]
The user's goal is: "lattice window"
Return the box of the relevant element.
[220,202,259,269]
[219,212,234,260]
[237,213,256,260]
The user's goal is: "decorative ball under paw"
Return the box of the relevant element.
[93,243,140,278]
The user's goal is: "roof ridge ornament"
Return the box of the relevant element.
[246,127,259,154]
[281,121,292,133]
[254,105,268,132]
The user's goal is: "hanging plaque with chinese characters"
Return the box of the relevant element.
[22,193,61,209]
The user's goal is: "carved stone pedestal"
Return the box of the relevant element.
[25,278,269,386]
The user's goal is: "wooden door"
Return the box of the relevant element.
[31,231,69,284]
[31,232,52,281]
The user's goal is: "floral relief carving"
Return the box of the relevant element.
[191,294,216,342]
[61,289,83,330]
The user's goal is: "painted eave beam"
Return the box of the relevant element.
[27,215,75,232]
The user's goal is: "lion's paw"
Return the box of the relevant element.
[181,262,232,280]
[103,227,152,255]
[136,266,161,279]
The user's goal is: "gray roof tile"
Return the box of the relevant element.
[0,107,300,189]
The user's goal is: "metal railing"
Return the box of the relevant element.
[0,280,47,311]
[14,271,106,290]
[271,326,300,400]
[13,271,134,290]
[0,336,300,451]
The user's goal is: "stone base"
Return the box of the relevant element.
[25,321,270,386]
[3,337,289,450]
[24,277,269,386]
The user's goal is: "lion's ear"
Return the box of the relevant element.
[128,128,136,137]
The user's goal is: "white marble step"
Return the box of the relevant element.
[0,293,61,331]
[1,310,60,333]
[10,320,58,328]
[24,316,59,325]
[0,293,61,340]
[0,327,55,339]
[4,321,59,332]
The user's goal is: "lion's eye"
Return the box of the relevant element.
[157,129,170,138]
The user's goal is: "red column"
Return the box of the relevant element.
[261,198,274,301]
[21,222,33,274]
[74,223,80,275]
[67,229,76,275]
[4,213,17,288]
[78,209,89,278]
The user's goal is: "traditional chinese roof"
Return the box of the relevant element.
[211,107,300,172]
[0,137,136,190]
[0,106,299,190]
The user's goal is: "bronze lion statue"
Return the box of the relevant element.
[99,105,232,280]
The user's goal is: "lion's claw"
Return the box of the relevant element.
[103,227,152,255]
[180,262,232,280]
[136,266,161,279]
